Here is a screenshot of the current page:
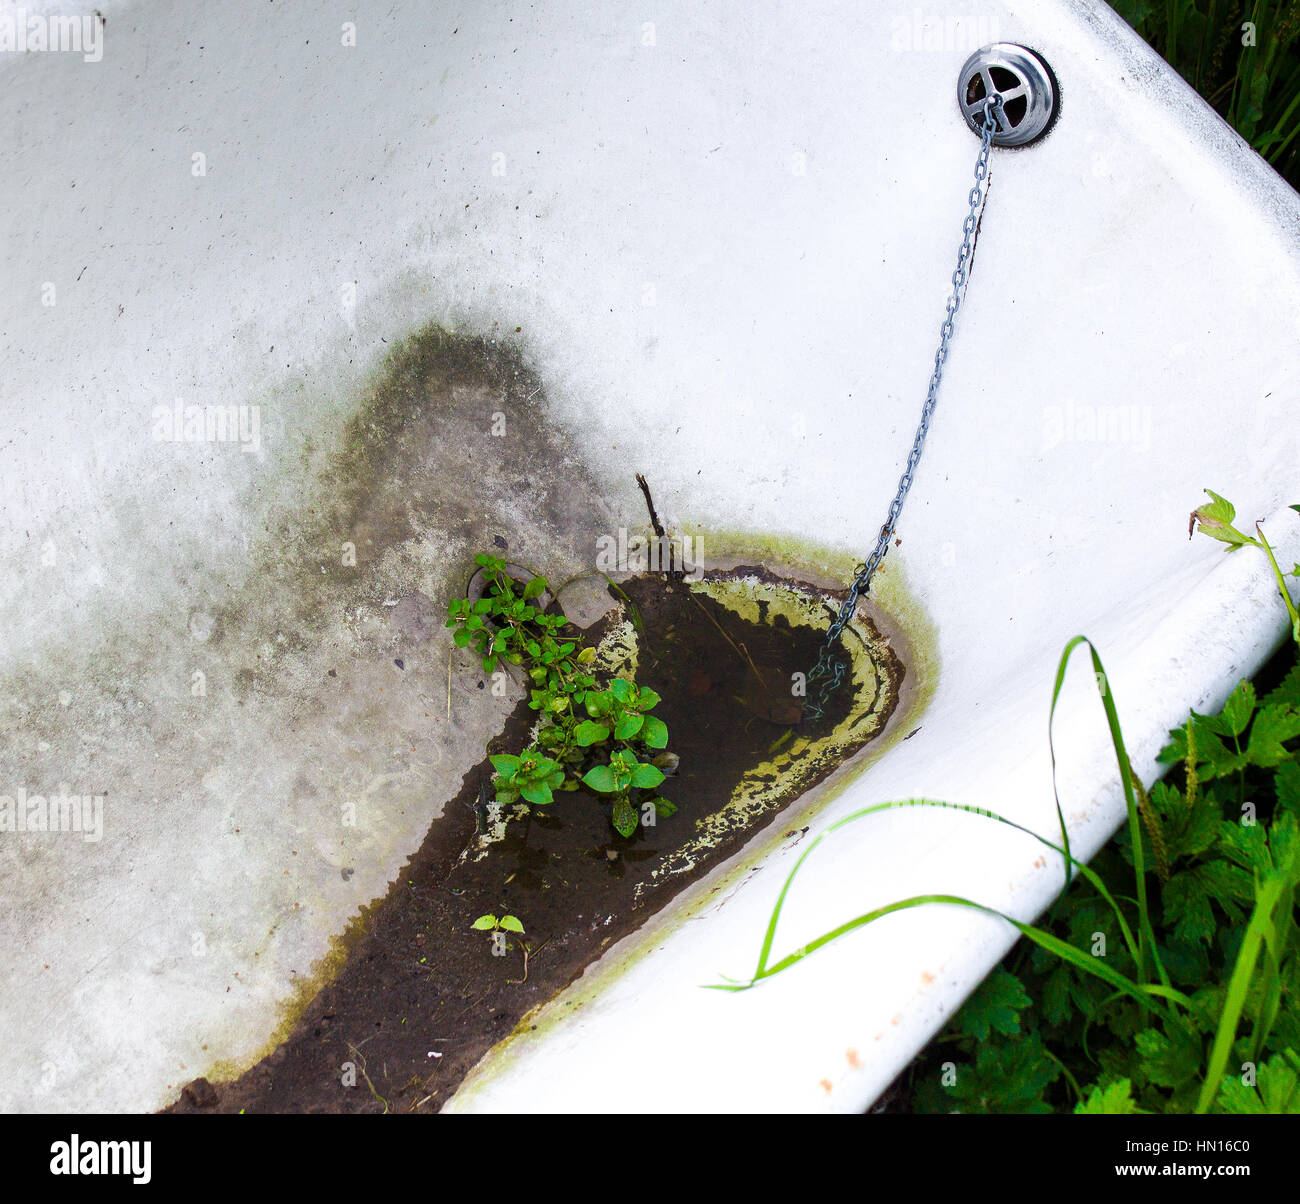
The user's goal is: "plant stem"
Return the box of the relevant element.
[1253,522,1300,645]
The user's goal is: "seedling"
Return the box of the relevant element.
[471,912,525,958]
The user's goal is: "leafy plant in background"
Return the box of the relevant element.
[1109,0,1300,188]
[716,491,1300,1114]
[447,553,674,837]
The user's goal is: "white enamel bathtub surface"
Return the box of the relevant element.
[2,0,1298,1113]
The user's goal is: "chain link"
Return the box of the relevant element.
[803,94,1002,722]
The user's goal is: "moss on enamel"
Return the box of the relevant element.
[198,896,384,1085]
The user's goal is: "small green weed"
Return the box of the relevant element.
[447,553,675,838]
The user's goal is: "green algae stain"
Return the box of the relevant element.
[200,896,386,1085]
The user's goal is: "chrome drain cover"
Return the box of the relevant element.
[958,43,1058,148]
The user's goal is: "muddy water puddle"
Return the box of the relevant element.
[166,566,902,1113]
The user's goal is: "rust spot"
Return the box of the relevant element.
[920,971,935,986]
[846,1048,861,1069]
[1033,855,1046,869]
[890,1014,901,1026]
[819,1078,833,1094]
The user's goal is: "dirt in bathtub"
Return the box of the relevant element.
[165,568,900,1114]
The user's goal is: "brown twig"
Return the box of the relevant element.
[690,596,769,688]
[635,473,684,581]
[635,473,666,539]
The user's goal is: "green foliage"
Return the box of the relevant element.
[906,491,1300,1113]
[950,968,1032,1042]
[921,1031,1061,1115]
[1108,0,1300,189]
[1074,1078,1147,1114]
[447,553,675,838]
[716,490,1300,1114]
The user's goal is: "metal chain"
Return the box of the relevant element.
[804,94,1003,722]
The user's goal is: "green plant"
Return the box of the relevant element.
[575,678,675,836]
[1189,489,1300,642]
[716,491,1300,1114]
[471,912,525,936]
[1108,0,1300,188]
[447,553,676,837]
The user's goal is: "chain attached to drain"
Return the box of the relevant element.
[803,94,1003,723]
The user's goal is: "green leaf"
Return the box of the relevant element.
[610,678,634,703]
[1215,1052,1300,1114]
[499,915,525,934]
[1268,810,1300,879]
[1215,680,1257,738]
[519,782,553,806]
[1163,858,1251,945]
[471,914,498,930]
[1217,820,1273,876]
[482,654,498,674]
[585,693,611,719]
[453,628,472,647]
[614,713,644,740]
[951,969,1030,1043]
[522,576,547,600]
[1041,963,1075,1027]
[472,598,495,615]
[651,796,677,818]
[945,1033,1060,1114]
[582,765,618,793]
[630,763,665,789]
[1135,1015,1203,1089]
[575,720,610,747]
[1151,780,1219,862]
[637,688,661,710]
[611,795,639,838]
[1265,662,1300,708]
[1246,704,1300,767]
[489,754,522,776]
[640,715,669,749]
[1074,1079,1146,1114]
[1191,490,1256,548]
